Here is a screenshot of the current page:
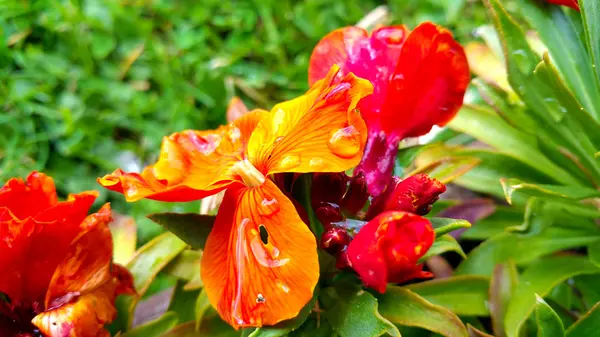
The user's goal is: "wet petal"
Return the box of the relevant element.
[98,110,266,202]
[382,22,470,138]
[247,66,372,175]
[45,204,113,308]
[201,179,318,328]
[308,26,409,128]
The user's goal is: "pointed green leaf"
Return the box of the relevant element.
[247,295,317,337]
[534,296,565,337]
[148,213,215,250]
[404,276,490,316]
[504,256,600,337]
[121,312,179,337]
[490,262,518,337]
[581,0,600,90]
[429,217,472,237]
[378,287,468,337]
[467,325,494,337]
[588,241,600,268]
[500,178,600,204]
[195,289,211,331]
[421,235,467,260]
[566,302,600,337]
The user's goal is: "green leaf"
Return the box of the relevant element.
[378,287,468,337]
[326,289,400,337]
[168,284,200,324]
[566,302,600,337]
[421,235,467,260]
[467,325,494,337]
[456,227,600,276]
[429,217,472,237]
[147,213,215,250]
[461,206,524,240]
[450,105,576,185]
[121,312,179,337]
[408,155,481,184]
[246,295,316,337]
[534,296,565,337]
[504,256,600,337]
[518,0,600,121]
[489,262,518,337]
[163,250,203,289]
[403,276,490,316]
[109,214,137,265]
[581,0,600,92]
[589,241,600,268]
[500,178,600,204]
[161,314,239,337]
[195,289,211,331]
[116,233,188,329]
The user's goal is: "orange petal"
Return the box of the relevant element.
[247,66,372,175]
[98,110,266,202]
[201,179,319,328]
[0,171,58,220]
[45,204,113,308]
[32,281,119,337]
[382,22,470,138]
[227,96,250,123]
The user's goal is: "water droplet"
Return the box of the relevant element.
[256,293,266,303]
[271,246,280,258]
[272,108,286,133]
[258,196,280,216]
[228,127,241,143]
[328,126,361,158]
[274,136,284,144]
[277,280,290,293]
[279,155,301,170]
[511,49,533,74]
[309,157,325,169]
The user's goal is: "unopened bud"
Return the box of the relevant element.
[341,172,369,215]
[320,226,351,255]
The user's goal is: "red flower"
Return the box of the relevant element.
[366,174,446,220]
[309,23,469,196]
[545,0,579,10]
[0,172,134,337]
[346,211,434,293]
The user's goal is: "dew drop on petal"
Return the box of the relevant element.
[309,157,325,169]
[276,280,290,293]
[258,197,280,216]
[228,127,241,143]
[256,293,266,303]
[328,125,361,158]
[272,108,286,133]
[279,155,301,170]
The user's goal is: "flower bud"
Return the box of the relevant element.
[311,172,348,210]
[346,211,434,293]
[366,174,445,220]
[320,227,351,255]
[315,202,344,228]
[341,172,369,215]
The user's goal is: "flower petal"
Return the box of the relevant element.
[227,96,250,123]
[0,190,98,304]
[546,0,579,10]
[45,204,113,309]
[382,22,470,138]
[247,66,372,175]
[0,172,58,220]
[98,110,266,202]
[201,179,319,328]
[309,26,408,129]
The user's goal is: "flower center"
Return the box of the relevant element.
[231,159,265,188]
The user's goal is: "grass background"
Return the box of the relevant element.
[1,0,487,243]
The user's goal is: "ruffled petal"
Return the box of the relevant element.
[247,66,372,175]
[0,189,98,304]
[201,179,319,328]
[308,26,408,129]
[45,204,113,308]
[98,110,266,202]
[382,22,470,138]
[0,172,58,220]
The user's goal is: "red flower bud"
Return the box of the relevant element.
[366,174,445,220]
[320,227,351,255]
[311,173,349,210]
[545,0,579,10]
[347,211,434,293]
[315,202,345,227]
[341,172,369,215]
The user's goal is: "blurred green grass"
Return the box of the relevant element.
[0,0,486,243]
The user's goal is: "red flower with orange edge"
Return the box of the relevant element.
[98,66,373,328]
[0,172,135,337]
[346,211,434,293]
[366,174,446,220]
[309,23,469,196]
[545,0,579,10]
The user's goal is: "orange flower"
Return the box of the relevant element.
[545,0,579,10]
[0,172,134,337]
[98,66,373,328]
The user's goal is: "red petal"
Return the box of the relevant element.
[546,0,579,10]
[201,179,319,328]
[0,172,58,220]
[382,22,470,138]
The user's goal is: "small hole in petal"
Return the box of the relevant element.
[259,225,269,245]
